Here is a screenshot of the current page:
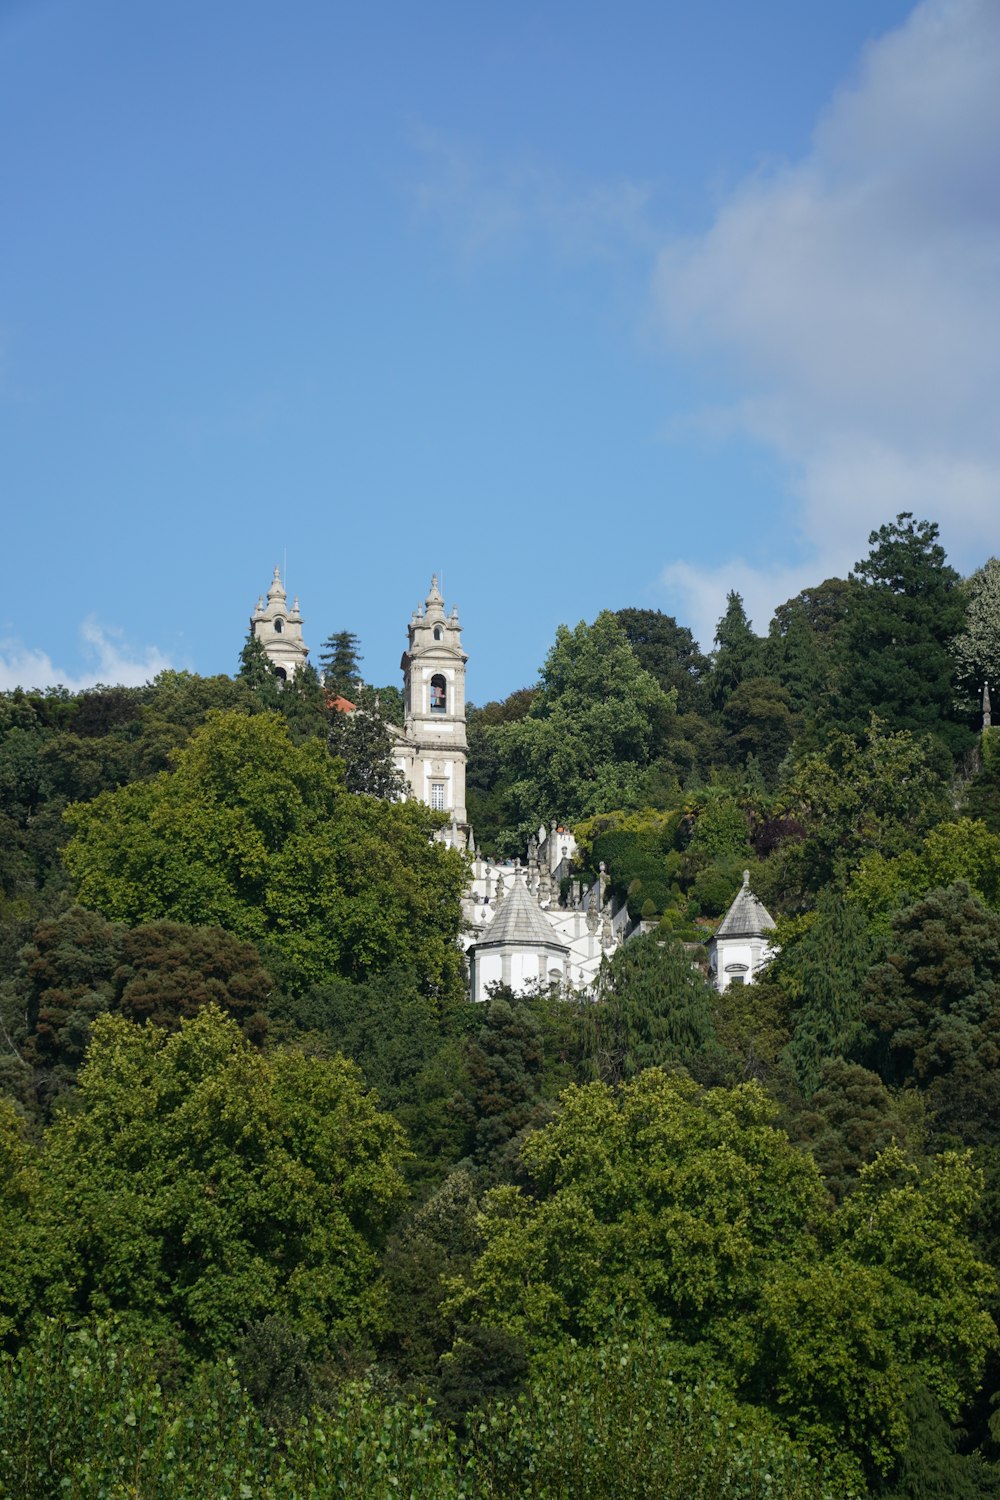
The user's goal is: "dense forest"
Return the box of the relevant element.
[3,514,1000,1496]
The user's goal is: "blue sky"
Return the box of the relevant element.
[2,0,997,703]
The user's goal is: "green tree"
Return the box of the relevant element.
[765,894,885,1094]
[788,1058,925,1203]
[278,661,329,743]
[327,702,406,799]
[709,592,764,712]
[722,676,797,783]
[850,817,1000,927]
[586,931,721,1084]
[35,1008,410,1359]
[766,579,851,721]
[237,630,281,706]
[863,882,1000,1092]
[952,557,1000,715]
[781,715,949,895]
[455,1072,995,1482]
[457,994,546,1174]
[829,514,971,756]
[63,711,467,997]
[615,607,711,715]
[493,614,675,827]
[319,631,364,699]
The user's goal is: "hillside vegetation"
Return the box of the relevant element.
[2,515,1000,1495]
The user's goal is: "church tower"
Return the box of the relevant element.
[250,566,309,681]
[396,576,468,825]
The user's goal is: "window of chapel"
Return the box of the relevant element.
[430,674,447,713]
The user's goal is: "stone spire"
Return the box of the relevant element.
[250,566,308,681]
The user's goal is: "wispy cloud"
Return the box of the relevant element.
[409,125,657,262]
[0,616,173,692]
[654,0,1000,640]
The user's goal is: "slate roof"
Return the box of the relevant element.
[473,872,569,954]
[716,872,776,939]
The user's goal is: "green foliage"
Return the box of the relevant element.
[63,710,467,997]
[764,894,885,1095]
[723,676,797,784]
[34,1008,410,1360]
[12,907,274,1087]
[493,612,675,828]
[788,1058,926,1202]
[457,994,547,1173]
[864,883,1000,1091]
[237,629,281,703]
[851,818,1000,926]
[581,815,679,918]
[766,580,852,722]
[327,701,407,799]
[459,1070,826,1352]
[319,629,364,698]
[953,558,1000,715]
[829,514,971,756]
[615,607,711,715]
[781,716,949,895]
[472,1328,844,1499]
[710,591,764,712]
[0,1095,38,1338]
[586,932,721,1084]
[457,1071,995,1481]
[0,1320,466,1500]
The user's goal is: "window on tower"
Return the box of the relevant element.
[430,781,446,810]
[430,674,447,713]
[274,618,284,633]
[433,625,443,641]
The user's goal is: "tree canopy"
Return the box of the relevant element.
[62,710,467,997]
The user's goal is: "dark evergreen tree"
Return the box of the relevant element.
[586,932,722,1084]
[765,578,851,720]
[864,882,1000,1093]
[327,702,406,798]
[829,514,972,756]
[458,994,546,1173]
[722,676,797,784]
[278,662,329,742]
[319,631,363,699]
[770,894,886,1094]
[237,630,281,707]
[708,592,764,712]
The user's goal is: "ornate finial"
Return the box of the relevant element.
[743,869,750,886]
[494,873,505,905]
[984,682,992,731]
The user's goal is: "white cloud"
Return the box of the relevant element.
[655,0,1000,639]
[0,616,173,692]
[410,125,656,262]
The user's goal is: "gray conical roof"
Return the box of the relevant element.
[473,870,568,954]
[716,872,776,939]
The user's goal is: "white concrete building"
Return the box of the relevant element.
[392,576,468,831]
[250,567,309,681]
[707,871,777,992]
[463,826,627,998]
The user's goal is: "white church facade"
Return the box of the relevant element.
[249,568,774,999]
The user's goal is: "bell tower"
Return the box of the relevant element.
[250,566,309,681]
[399,576,468,825]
